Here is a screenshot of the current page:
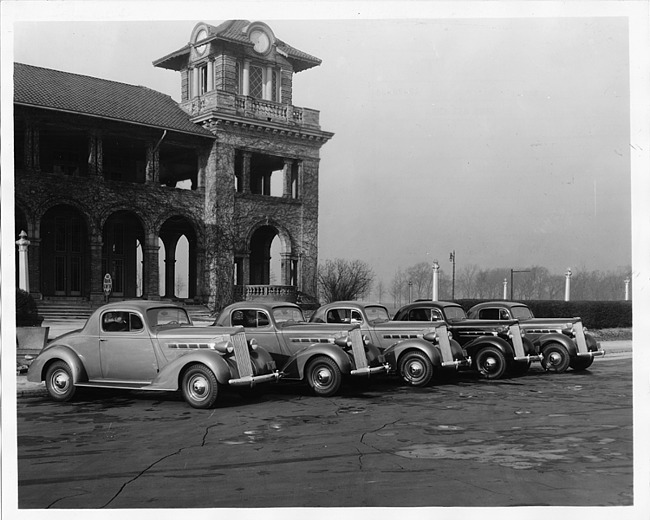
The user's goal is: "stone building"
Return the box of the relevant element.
[14,20,333,310]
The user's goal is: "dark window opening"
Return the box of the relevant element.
[159,145,198,190]
[103,137,146,183]
[250,152,284,196]
[40,124,89,177]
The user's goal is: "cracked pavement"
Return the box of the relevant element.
[15,356,632,509]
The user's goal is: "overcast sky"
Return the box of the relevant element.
[2,2,646,288]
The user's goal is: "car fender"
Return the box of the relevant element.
[27,344,89,384]
[462,336,514,359]
[248,345,277,373]
[280,343,352,380]
[383,338,442,368]
[151,351,234,390]
[536,333,578,357]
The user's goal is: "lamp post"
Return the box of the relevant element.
[503,278,508,300]
[408,281,413,303]
[449,250,456,300]
[510,268,531,300]
[624,277,630,301]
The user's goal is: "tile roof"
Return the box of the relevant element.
[14,62,213,137]
[154,20,321,73]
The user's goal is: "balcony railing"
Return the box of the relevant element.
[234,285,297,303]
[183,91,321,129]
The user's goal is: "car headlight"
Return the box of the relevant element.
[248,338,259,350]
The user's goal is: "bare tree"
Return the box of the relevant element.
[318,258,375,303]
[458,264,479,298]
[406,262,432,300]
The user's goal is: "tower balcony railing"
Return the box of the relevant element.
[182,90,321,129]
[234,285,297,303]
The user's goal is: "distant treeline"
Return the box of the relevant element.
[377,263,633,305]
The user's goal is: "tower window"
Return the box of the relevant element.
[250,65,264,99]
[198,65,208,95]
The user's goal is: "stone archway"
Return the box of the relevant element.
[159,216,198,300]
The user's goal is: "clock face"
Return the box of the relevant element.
[195,29,208,55]
[250,29,270,54]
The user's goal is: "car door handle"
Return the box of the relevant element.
[100,338,107,342]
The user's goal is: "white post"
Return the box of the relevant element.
[503,278,508,300]
[16,230,30,292]
[432,261,440,301]
[624,278,630,301]
[564,268,572,302]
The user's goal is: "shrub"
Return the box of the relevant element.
[16,288,43,326]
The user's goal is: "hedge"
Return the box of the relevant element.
[455,299,632,329]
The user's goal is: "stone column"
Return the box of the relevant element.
[89,236,105,305]
[503,278,508,300]
[242,61,250,96]
[281,252,293,286]
[564,268,572,302]
[207,60,214,91]
[282,159,293,198]
[143,235,161,300]
[146,143,160,184]
[191,67,199,98]
[16,231,30,291]
[242,152,252,194]
[432,261,440,301]
[162,238,177,299]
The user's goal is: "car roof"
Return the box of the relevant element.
[222,301,302,312]
[96,300,186,313]
[470,301,528,310]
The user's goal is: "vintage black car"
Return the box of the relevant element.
[467,301,605,372]
[309,301,470,386]
[393,301,542,379]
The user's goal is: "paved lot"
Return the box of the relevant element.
[14,350,632,510]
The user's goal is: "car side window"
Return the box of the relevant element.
[499,309,510,320]
[479,308,500,320]
[103,311,142,332]
[231,310,270,328]
[326,309,344,323]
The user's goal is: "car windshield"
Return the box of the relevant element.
[511,306,534,319]
[443,305,467,322]
[273,306,306,323]
[147,307,191,328]
[365,306,390,323]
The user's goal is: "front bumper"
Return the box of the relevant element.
[442,357,472,369]
[351,363,390,376]
[228,371,281,387]
[514,353,544,363]
[576,348,606,359]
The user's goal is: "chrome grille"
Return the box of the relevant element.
[573,321,589,354]
[509,324,526,358]
[232,331,253,378]
[436,325,455,364]
[349,328,369,370]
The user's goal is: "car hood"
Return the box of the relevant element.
[155,325,245,339]
[367,320,446,334]
[277,322,360,339]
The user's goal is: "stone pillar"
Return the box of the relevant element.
[432,261,440,301]
[89,237,105,304]
[16,231,30,291]
[624,278,630,301]
[162,238,177,299]
[143,235,161,300]
[191,67,199,98]
[503,278,508,300]
[207,60,214,91]
[146,143,160,184]
[282,159,293,198]
[564,268,572,302]
[242,61,250,96]
[242,152,252,194]
[265,66,273,100]
[281,252,293,286]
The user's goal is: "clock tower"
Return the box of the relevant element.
[154,20,333,308]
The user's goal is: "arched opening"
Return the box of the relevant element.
[102,211,144,298]
[40,205,88,297]
[159,216,197,300]
[249,225,285,285]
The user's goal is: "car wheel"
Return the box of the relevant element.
[474,346,507,379]
[570,356,594,371]
[45,361,76,402]
[542,343,571,373]
[398,351,434,387]
[509,359,531,377]
[306,356,342,397]
[181,364,219,409]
